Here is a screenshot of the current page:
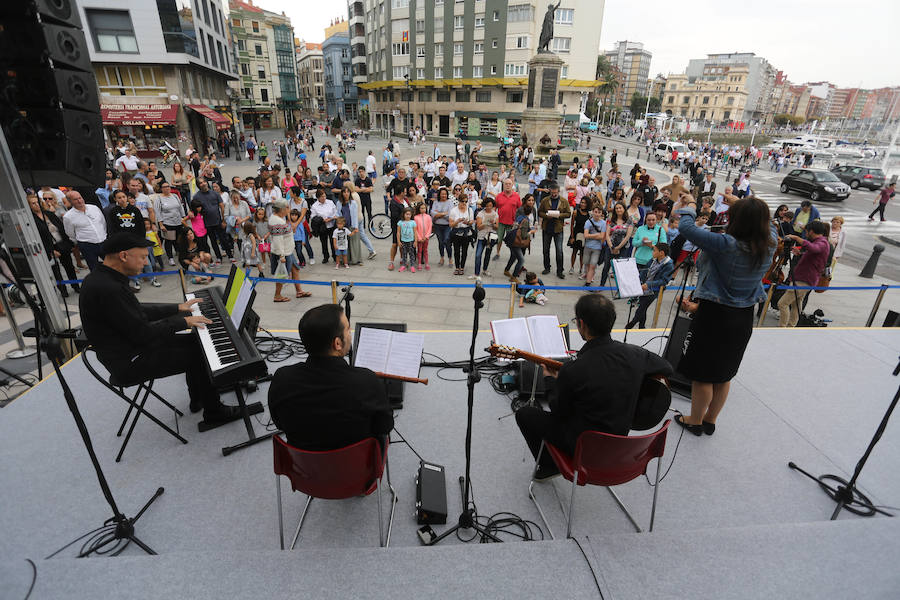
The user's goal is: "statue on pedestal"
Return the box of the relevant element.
[538,1,562,53]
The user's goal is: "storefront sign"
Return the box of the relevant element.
[101,104,177,126]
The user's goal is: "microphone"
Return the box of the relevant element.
[473,276,485,304]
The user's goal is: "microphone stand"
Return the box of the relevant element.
[424,280,502,544]
[338,282,354,362]
[788,357,900,519]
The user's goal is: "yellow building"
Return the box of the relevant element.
[660,67,749,124]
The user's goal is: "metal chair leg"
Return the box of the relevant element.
[276,475,284,550]
[377,475,384,547]
[115,385,154,463]
[607,487,642,533]
[649,456,662,532]
[566,471,578,539]
[289,495,314,550]
[527,443,557,540]
[382,454,397,548]
[116,386,140,436]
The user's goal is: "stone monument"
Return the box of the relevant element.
[521,1,564,154]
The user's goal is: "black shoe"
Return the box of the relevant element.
[675,414,703,436]
[541,269,550,275]
[533,464,560,482]
[202,404,241,423]
[556,272,565,279]
[702,421,716,435]
[189,397,202,414]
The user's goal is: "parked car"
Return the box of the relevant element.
[830,165,885,190]
[579,121,598,132]
[780,168,850,202]
[653,142,689,162]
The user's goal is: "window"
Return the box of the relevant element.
[454,43,464,55]
[723,110,731,119]
[393,65,409,78]
[453,66,463,78]
[232,18,241,27]
[415,19,425,33]
[417,46,426,57]
[251,21,259,33]
[434,66,443,78]
[418,91,432,101]
[392,42,410,56]
[243,86,252,99]
[260,88,269,102]
[85,9,138,53]
[504,63,526,76]
[454,15,464,29]
[506,91,523,103]
[435,0,443,3]
[668,96,674,103]
[417,68,425,79]
[551,37,570,53]
[240,63,249,75]
[683,96,690,104]
[479,118,497,136]
[473,66,483,77]
[434,16,443,30]
[201,0,210,23]
[475,15,485,28]
[509,35,529,49]
[456,91,470,102]
[437,90,450,101]
[561,65,568,77]
[255,44,262,56]
[727,96,735,105]
[237,39,245,51]
[702,96,709,105]
[258,67,266,79]
[554,8,574,24]
[391,0,409,8]
[475,90,490,102]
[434,43,443,56]
[492,38,498,48]
[391,19,407,35]
[492,10,500,21]
[207,34,217,67]
[158,0,199,56]
[507,4,534,22]
[490,65,497,75]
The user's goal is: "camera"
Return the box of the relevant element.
[798,309,828,328]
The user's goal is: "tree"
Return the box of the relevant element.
[629,92,662,117]
[773,114,793,126]
[595,54,613,80]
[332,115,343,129]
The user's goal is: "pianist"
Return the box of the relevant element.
[268,304,394,450]
[79,232,241,426]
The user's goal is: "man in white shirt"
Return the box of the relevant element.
[451,167,468,188]
[62,191,107,271]
[114,149,139,174]
[127,179,156,225]
[365,150,377,179]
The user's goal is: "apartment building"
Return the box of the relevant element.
[660,67,749,125]
[322,19,358,121]
[685,53,777,123]
[297,42,326,119]
[603,41,652,111]
[354,0,604,140]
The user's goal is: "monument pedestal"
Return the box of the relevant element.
[521,52,564,154]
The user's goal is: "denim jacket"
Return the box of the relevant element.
[676,208,777,308]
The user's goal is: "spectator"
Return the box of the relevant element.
[778,220,830,327]
[537,182,572,279]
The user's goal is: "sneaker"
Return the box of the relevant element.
[368,251,377,260]
[168,257,175,266]
[151,278,161,288]
[541,269,551,275]
[344,264,351,269]
[398,265,406,272]
[309,258,316,265]
[483,270,491,277]
[388,262,394,271]
[410,266,416,273]
[425,264,431,270]
[557,272,565,279]
[335,264,340,269]
[569,267,574,274]
[468,274,477,279]
[132,280,141,291]
[503,270,512,278]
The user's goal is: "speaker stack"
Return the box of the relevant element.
[0,0,104,187]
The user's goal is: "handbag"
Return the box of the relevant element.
[160,228,177,241]
[258,241,271,253]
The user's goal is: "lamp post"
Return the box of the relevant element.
[404,74,411,137]
[644,80,653,121]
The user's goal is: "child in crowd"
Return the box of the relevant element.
[241,221,264,277]
[626,243,674,330]
[145,222,165,272]
[397,206,417,272]
[332,216,351,269]
[289,208,308,267]
[518,271,547,307]
[413,202,432,270]
[252,206,270,270]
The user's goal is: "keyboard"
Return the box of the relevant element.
[185,286,266,387]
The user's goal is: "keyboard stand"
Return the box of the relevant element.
[220,386,273,456]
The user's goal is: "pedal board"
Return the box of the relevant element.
[415,461,447,525]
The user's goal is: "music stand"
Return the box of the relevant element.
[611,258,643,343]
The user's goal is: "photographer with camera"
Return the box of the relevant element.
[777,220,830,328]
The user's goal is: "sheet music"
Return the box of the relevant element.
[490,318,534,354]
[353,327,391,373]
[612,258,644,298]
[526,315,568,358]
[230,276,254,329]
[383,331,425,379]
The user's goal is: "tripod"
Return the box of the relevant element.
[789,357,899,519]
[3,261,166,558]
[422,280,502,544]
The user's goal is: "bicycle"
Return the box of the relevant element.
[366,212,436,240]
[159,149,179,167]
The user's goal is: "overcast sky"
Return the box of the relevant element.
[257,0,899,89]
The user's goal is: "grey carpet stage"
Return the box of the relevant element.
[1,328,898,598]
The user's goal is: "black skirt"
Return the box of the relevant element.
[677,300,754,384]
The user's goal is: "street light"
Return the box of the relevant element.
[404,73,411,137]
[644,80,653,121]
[561,103,567,141]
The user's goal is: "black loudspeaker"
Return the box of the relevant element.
[883,310,900,327]
[662,314,692,394]
[0,0,104,187]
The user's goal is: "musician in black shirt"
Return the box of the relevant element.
[268,304,394,450]
[515,293,673,480]
[79,233,241,425]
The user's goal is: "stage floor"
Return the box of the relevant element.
[0,328,898,597]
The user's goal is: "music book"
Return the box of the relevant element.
[611,258,643,299]
[354,327,425,380]
[490,315,568,359]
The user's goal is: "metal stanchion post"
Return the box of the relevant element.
[331,280,338,304]
[865,284,889,327]
[650,285,665,328]
[0,285,36,358]
[758,284,776,327]
[508,282,516,318]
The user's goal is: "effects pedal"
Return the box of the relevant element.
[415,461,447,525]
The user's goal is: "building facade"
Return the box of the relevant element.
[77,0,238,157]
[296,42,326,119]
[685,53,776,123]
[603,41,652,112]
[659,68,749,125]
[228,0,300,130]
[357,0,604,140]
[322,19,358,122]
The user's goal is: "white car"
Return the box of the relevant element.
[653,142,689,162]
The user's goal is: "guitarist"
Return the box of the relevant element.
[515,294,673,481]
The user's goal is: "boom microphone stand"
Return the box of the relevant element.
[789,357,899,519]
[2,260,166,558]
[421,278,502,544]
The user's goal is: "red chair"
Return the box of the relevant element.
[529,420,670,539]
[273,435,397,549]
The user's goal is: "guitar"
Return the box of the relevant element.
[486,343,671,430]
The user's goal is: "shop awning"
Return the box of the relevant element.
[186,104,231,130]
[100,104,177,126]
